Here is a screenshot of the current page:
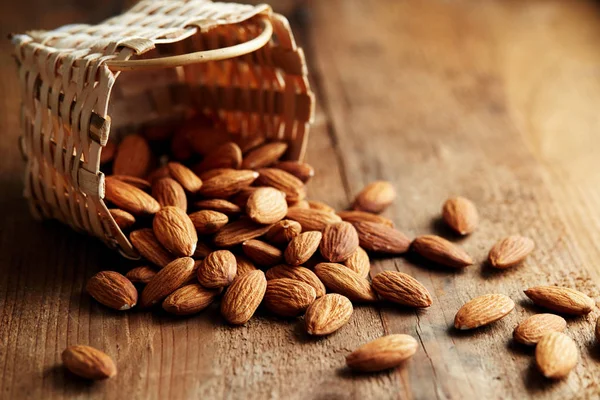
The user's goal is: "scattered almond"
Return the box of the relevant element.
[256,168,306,203]
[286,208,342,231]
[140,257,195,307]
[442,196,478,235]
[246,187,288,224]
[199,170,259,198]
[234,255,258,279]
[110,175,152,191]
[411,235,472,268]
[167,162,203,193]
[285,231,323,266]
[320,222,359,262]
[151,177,187,211]
[535,332,578,379]
[314,262,377,302]
[221,270,267,325]
[189,210,229,235]
[193,199,241,216]
[353,221,410,254]
[343,247,370,278]
[109,209,136,231]
[265,265,326,297]
[488,235,534,269]
[513,314,567,346]
[197,250,237,288]
[353,181,396,213]
[153,206,197,257]
[105,177,160,216]
[113,134,152,178]
[264,220,302,245]
[308,200,336,213]
[130,228,174,268]
[242,141,288,169]
[162,283,220,315]
[263,278,316,317]
[273,161,314,183]
[337,210,394,228]
[193,142,242,172]
[454,294,515,330]
[125,266,157,284]
[524,286,595,315]
[86,271,137,310]
[62,345,117,380]
[242,239,283,266]
[305,294,353,336]
[372,271,432,308]
[213,219,273,248]
[346,334,418,372]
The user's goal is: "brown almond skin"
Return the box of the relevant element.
[353,181,396,214]
[264,220,302,245]
[353,222,410,254]
[86,271,138,310]
[104,177,160,216]
[152,177,187,211]
[265,265,326,297]
[320,222,359,263]
[372,271,432,308]
[513,314,567,346]
[308,200,336,214]
[234,255,258,279]
[256,168,306,203]
[153,207,198,257]
[242,239,283,267]
[147,165,171,184]
[346,334,418,372]
[126,266,157,284]
[62,345,117,380]
[109,209,136,231]
[140,257,195,307]
[273,161,315,183]
[162,283,220,315]
[286,208,342,231]
[213,219,273,248]
[199,170,258,198]
[197,168,236,181]
[110,175,152,191]
[524,286,595,315]
[411,235,472,268]
[242,142,288,169]
[314,262,377,302]
[288,200,310,209]
[246,187,288,224]
[197,250,237,288]
[193,199,241,216]
[221,270,267,325]
[263,278,316,317]
[237,135,265,154]
[536,332,578,379]
[189,210,229,235]
[305,294,353,336]
[113,134,152,178]
[454,294,515,330]
[337,210,395,228]
[193,241,213,259]
[285,231,323,266]
[442,196,478,235]
[343,247,371,278]
[130,228,175,268]
[193,142,242,172]
[489,235,535,269]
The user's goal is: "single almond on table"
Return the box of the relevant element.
[273,161,315,183]
[86,271,138,310]
[153,206,198,257]
[513,314,567,346]
[193,142,242,172]
[151,177,187,211]
[126,266,157,284]
[213,219,273,248]
[263,278,316,317]
[320,222,359,263]
[113,134,152,178]
[109,175,152,191]
[197,250,237,288]
[234,255,258,279]
[442,196,478,235]
[167,162,203,193]
[242,141,288,169]
[242,239,283,266]
[337,210,394,228]
[314,262,377,302]
[353,181,396,214]
[411,235,472,268]
[256,168,306,203]
[105,177,160,216]
[372,271,432,308]
[140,257,195,307]
[264,220,302,245]
[130,228,174,268]
[286,208,342,231]
[488,235,534,269]
[199,170,259,198]
[535,332,578,379]
[343,247,371,278]
[353,221,410,254]
[308,200,336,214]
[246,187,288,224]
[346,334,418,372]
[62,345,117,380]
[285,231,323,266]
[454,294,515,330]
[100,141,116,164]
[193,199,241,216]
[109,209,136,230]
[305,293,353,336]
[524,286,595,315]
[162,283,220,315]
[221,270,267,325]
[189,210,229,235]
[265,265,326,297]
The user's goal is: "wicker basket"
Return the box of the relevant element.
[11,0,314,258]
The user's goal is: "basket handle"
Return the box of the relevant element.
[105,16,273,71]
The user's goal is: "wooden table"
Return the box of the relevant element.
[3,0,600,398]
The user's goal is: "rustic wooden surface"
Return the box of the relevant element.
[3,0,600,398]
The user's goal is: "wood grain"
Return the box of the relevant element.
[3,0,600,399]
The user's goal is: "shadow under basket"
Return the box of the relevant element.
[11,0,315,259]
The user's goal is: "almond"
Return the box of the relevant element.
[488,235,535,269]
[285,231,323,266]
[194,241,213,259]
[86,271,138,310]
[314,262,377,302]
[308,200,336,214]
[197,250,237,288]
[110,175,151,191]
[213,219,273,248]
[454,294,515,330]
[353,222,410,254]
[193,199,241,216]
[288,200,310,209]
[125,266,157,284]
[513,314,567,346]
[536,332,578,379]
[442,196,478,235]
[263,278,316,317]
[273,161,315,183]
[265,265,326,297]
[188,210,229,235]
[346,334,418,372]
[162,283,220,315]
[167,162,203,193]
[197,168,236,181]
[109,209,136,231]
[264,220,302,245]
[246,187,288,224]
[337,210,394,228]
[242,141,288,169]
[62,345,117,380]
[343,247,370,278]
[105,177,160,216]
[100,141,116,164]
[242,239,283,266]
[372,271,432,308]
[234,255,258,279]
[130,228,174,268]
[113,134,152,178]
[411,235,472,268]
[236,135,265,154]
[221,270,267,325]
[199,170,258,198]
[147,165,171,183]
[286,208,342,231]
[151,177,187,211]
[140,257,195,307]
[193,142,242,172]
[153,206,197,257]
[256,168,306,203]
[305,294,353,336]
[524,286,595,315]
[320,222,359,262]
[230,186,262,208]
[353,181,396,213]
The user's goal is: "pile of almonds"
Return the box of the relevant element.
[61,116,597,382]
